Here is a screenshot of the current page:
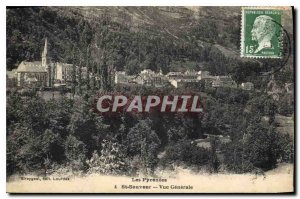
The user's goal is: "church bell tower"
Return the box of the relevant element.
[42,38,52,87]
[42,38,48,68]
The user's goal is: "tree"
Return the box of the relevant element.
[208,137,220,173]
[161,139,210,170]
[85,46,91,90]
[222,121,290,173]
[243,123,281,170]
[64,134,87,170]
[126,119,161,174]
[71,46,77,96]
[86,139,128,175]
[77,50,83,95]
[68,97,109,157]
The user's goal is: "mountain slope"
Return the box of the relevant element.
[6,6,293,86]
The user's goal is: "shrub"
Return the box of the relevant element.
[160,140,210,169]
[86,140,128,175]
[64,135,87,170]
[221,122,294,173]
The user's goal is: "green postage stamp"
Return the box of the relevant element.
[241,7,283,58]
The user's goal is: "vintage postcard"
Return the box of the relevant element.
[6,6,294,193]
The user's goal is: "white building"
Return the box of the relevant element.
[140,69,155,75]
[55,63,73,82]
[212,76,237,88]
[240,82,254,90]
[196,71,210,80]
[170,79,199,88]
[115,71,129,84]
[166,72,184,80]
[7,69,18,88]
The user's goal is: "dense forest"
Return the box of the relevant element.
[7,84,294,176]
[6,7,294,177]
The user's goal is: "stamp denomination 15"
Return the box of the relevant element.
[241,7,283,58]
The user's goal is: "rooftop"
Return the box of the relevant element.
[16,61,47,73]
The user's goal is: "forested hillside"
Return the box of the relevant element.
[7,6,294,87]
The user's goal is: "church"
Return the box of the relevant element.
[14,38,83,88]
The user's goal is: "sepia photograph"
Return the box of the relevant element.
[5,5,295,193]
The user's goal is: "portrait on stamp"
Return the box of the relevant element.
[251,15,277,53]
[242,8,283,58]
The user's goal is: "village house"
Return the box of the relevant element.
[196,71,210,80]
[134,69,168,87]
[184,69,197,75]
[166,72,184,80]
[166,70,199,88]
[115,71,129,84]
[115,69,168,87]
[132,74,144,84]
[55,63,73,83]
[284,83,294,94]
[6,69,18,88]
[140,69,156,75]
[144,75,169,87]
[115,69,238,89]
[267,74,283,101]
[181,74,198,81]
[200,76,217,89]
[170,79,198,88]
[212,76,237,88]
[240,82,254,90]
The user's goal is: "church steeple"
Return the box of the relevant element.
[159,68,163,75]
[42,38,48,68]
[41,37,52,87]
